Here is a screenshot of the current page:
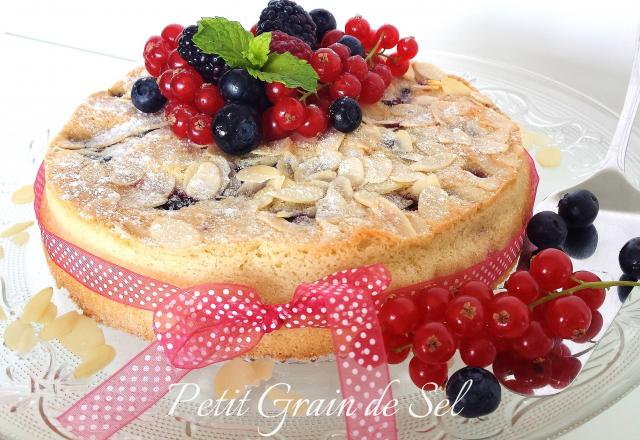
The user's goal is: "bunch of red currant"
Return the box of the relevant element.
[143,24,224,145]
[379,247,625,392]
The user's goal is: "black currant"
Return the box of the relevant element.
[446,367,501,418]
[557,189,599,228]
[619,237,640,278]
[526,211,568,249]
[212,104,262,155]
[329,97,362,133]
[337,35,365,57]
[131,77,166,113]
[219,69,265,105]
[309,9,337,42]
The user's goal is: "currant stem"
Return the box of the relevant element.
[365,33,385,64]
[528,280,640,309]
[299,83,329,103]
[392,343,413,353]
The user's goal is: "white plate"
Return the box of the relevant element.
[1,52,639,440]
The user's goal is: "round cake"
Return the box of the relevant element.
[41,61,533,360]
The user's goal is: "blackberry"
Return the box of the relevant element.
[257,0,317,48]
[177,25,229,84]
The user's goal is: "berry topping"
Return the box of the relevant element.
[505,270,540,304]
[487,296,530,339]
[320,29,345,48]
[413,286,451,322]
[161,24,185,50]
[619,237,640,278]
[386,53,410,77]
[526,211,568,249]
[397,36,419,59]
[194,84,225,115]
[413,322,456,363]
[344,16,371,43]
[327,42,351,61]
[188,114,214,145]
[383,333,412,364]
[273,97,305,131]
[374,24,400,49]
[563,271,605,310]
[372,63,393,87]
[131,77,166,113]
[269,31,313,60]
[459,338,497,367]
[157,191,197,211]
[328,97,362,133]
[409,357,448,389]
[177,25,229,84]
[219,69,265,105]
[457,280,493,307]
[212,104,262,155]
[170,68,203,103]
[343,55,368,81]
[530,248,573,291]
[265,82,299,104]
[446,367,501,418]
[262,107,289,141]
[329,73,362,100]
[511,321,553,360]
[166,104,196,139]
[378,297,419,335]
[309,48,343,83]
[309,8,337,42]
[445,295,485,336]
[545,295,592,340]
[337,35,365,58]
[557,189,599,228]
[256,0,317,47]
[296,104,328,138]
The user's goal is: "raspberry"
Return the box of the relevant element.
[269,31,313,60]
[257,0,317,47]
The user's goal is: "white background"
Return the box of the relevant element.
[1,0,640,438]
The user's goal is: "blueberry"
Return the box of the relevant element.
[329,97,362,133]
[446,367,501,418]
[526,211,568,249]
[618,273,639,302]
[619,237,640,278]
[131,77,166,113]
[563,224,598,259]
[557,189,599,228]
[337,35,365,57]
[212,104,262,155]
[309,9,337,42]
[218,69,265,105]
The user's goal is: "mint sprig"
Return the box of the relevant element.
[193,17,318,92]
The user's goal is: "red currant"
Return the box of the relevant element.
[573,310,603,343]
[488,296,530,339]
[359,72,386,105]
[397,37,419,59]
[409,357,448,389]
[375,24,400,49]
[387,54,410,77]
[344,56,368,81]
[529,248,573,291]
[345,16,371,42]
[413,322,456,363]
[548,355,581,389]
[187,114,213,145]
[296,104,328,138]
[261,107,289,141]
[459,337,496,367]
[158,69,174,100]
[328,43,351,61]
[379,297,420,335]
[161,24,184,50]
[445,295,485,336]
[144,59,164,77]
[194,84,224,115]
[310,48,343,83]
[167,104,196,139]
[492,335,512,353]
[250,24,257,36]
[273,97,305,131]
[505,271,540,304]
[329,73,362,100]
[457,280,493,306]
[170,69,203,103]
[383,332,411,364]
[321,29,345,48]
[414,286,451,322]
[143,36,167,63]
[265,82,298,104]
[563,271,605,310]
[545,295,592,340]
[167,50,188,69]
[511,321,554,360]
[372,63,393,87]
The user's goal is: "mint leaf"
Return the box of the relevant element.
[193,17,253,68]
[248,52,318,92]
[243,32,271,69]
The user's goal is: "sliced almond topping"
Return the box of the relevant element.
[410,153,457,172]
[418,186,450,220]
[37,304,57,325]
[237,165,282,183]
[273,184,324,204]
[11,185,35,204]
[21,287,53,323]
[60,316,105,358]
[4,320,37,355]
[140,171,175,198]
[329,176,354,200]
[363,180,405,194]
[354,190,381,208]
[337,157,365,187]
[0,221,34,238]
[394,130,414,152]
[406,213,431,235]
[237,181,267,196]
[294,151,342,181]
[520,128,552,150]
[473,140,510,154]
[257,212,300,233]
[106,159,146,187]
[11,231,29,246]
[74,344,116,378]
[377,197,417,237]
[441,77,472,96]
[413,62,447,82]
[40,311,81,341]
[536,146,562,168]
[184,162,223,200]
[364,153,393,184]
[390,163,424,183]
[308,170,337,182]
[149,218,202,248]
[409,174,441,198]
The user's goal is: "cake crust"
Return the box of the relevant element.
[41,62,533,359]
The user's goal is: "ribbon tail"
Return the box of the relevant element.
[57,342,189,440]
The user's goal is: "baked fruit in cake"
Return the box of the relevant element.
[40,10,534,360]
